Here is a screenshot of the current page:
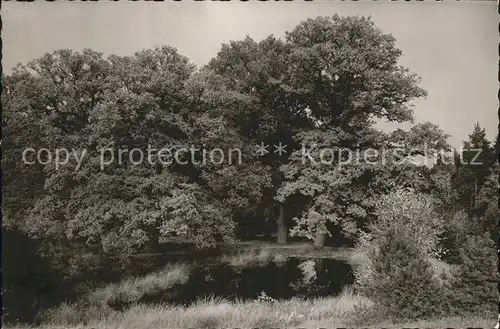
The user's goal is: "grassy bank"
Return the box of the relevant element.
[7,290,495,329]
[5,246,493,329]
[15,287,371,328]
[86,263,190,308]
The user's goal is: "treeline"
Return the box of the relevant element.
[2,15,497,273]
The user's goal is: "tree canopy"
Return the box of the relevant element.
[4,15,483,262]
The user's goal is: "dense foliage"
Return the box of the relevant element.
[3,47,271,261]
[4,15,440,259]
[3,16,498,324]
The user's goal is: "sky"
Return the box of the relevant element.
[3,1,498,149]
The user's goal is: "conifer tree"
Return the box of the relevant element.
[450,232,499,315]
[456,123,495,217]
[359,227,445,320]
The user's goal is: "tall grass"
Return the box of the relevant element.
[37,263,190,325]
[12,288,495,329]
[300,315,497,329]
[40,262,190,318]
[36,286,372,329]
[88,262,190,308]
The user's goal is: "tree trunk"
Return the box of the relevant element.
[263,222,272,240]
[314,232,326,248]
[314,258,325,277]
[242,208,254,240]
[277,204,287,244]
[147,228,161,252]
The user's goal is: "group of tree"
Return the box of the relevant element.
[3,15,497,267]
[355,188,498,322]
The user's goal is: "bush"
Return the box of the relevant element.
[448,232,499,315]
[439,209,497,265]
[354,189,448,305]
[357,227,447,321]
[364,189,444,258]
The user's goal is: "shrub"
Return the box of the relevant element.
[439,208,497,265]
[357,227,447,321]
[448,232,499,315]
[366,189,444,258]
[354,189,448,303]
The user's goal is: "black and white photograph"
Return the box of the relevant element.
[2,1,499,328]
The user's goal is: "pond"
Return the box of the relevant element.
[163,257,355,305]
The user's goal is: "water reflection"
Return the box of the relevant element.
[163,257,354,306]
